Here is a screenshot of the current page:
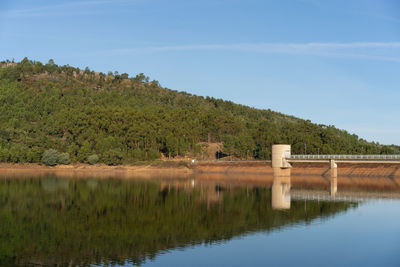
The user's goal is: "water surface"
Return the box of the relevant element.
[0,176,399,267]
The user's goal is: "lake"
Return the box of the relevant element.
[1,174,399,267]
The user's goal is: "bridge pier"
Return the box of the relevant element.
[330,159,337,171]
[329,160,337,196]
[330,159,337,178]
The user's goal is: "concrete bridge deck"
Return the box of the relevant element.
[288,155,400,160]
[287,155,400,164]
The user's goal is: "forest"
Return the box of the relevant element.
[0,58,399,165]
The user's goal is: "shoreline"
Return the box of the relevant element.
[1,161,400,179]
[0,162,194,179]
[1,162,400,193]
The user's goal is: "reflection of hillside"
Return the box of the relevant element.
[0,178,356,267]
[161,180,224,204]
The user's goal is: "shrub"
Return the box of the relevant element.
[102,149,123,166]
[147,149,161,160]
[41,150,71,166]
[41,149,59,166]
[87,154,99,165]
[57,153,71,165]
[131,149,145,160]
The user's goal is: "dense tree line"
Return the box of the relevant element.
[0,58,398,164]
[0,177,356,266]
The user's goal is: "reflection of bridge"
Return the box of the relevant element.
[271,144,400,209]
[290,190,400,202]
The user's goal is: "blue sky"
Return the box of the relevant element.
[1,0,399,144]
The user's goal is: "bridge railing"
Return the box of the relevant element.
[288,154,400,160]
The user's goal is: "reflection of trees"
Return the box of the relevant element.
[0,178,357,266]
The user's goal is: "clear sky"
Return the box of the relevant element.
[1,0,399,145]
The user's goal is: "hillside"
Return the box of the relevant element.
[0,58,398,165]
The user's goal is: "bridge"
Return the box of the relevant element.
[270,144,400,209]
[288,154,400,164]
[271,144,400,170]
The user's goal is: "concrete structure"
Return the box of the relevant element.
[271,144,400,176]
[329,176,337,196]
[287,154,400,164]
[271,145,292,169]
[329,159,338,196]
[270,144,400,198]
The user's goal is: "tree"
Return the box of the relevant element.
[133,73,149,83]
[102,149,123,165]
[45,59,57,74]
[77,141,92,162]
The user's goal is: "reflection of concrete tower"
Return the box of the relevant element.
[329,159,338,196]
[330,176,337,196]
[271,168,291,210]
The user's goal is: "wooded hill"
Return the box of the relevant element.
[0,58,398,165]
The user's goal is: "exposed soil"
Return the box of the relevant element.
[0,163,193,179]
[195,161,400,177]
[1,161,400,179]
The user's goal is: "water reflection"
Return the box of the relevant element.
[271,166,339,209]
[0,176,357,267]
[330,175,337,196]
[271,168,291,210]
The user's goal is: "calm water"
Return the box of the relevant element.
[1,175,399,267]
